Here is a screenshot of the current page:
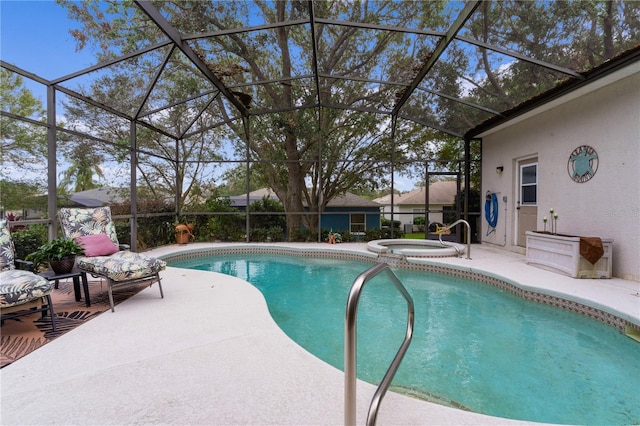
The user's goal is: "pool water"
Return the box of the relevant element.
[171,254,640,425]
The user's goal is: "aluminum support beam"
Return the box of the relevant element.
[130,121,138,251]
[46,85,57,241]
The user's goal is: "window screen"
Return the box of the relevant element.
[350,213,365,233]
[520,164,537,205]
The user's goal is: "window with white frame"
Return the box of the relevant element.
[520,163,538,205]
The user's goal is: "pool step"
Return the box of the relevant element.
[389,385,472,412]
[624,325,640,343]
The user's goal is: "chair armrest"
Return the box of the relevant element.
[14,258,36,272]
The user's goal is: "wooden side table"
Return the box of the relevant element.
[39,268,91,307]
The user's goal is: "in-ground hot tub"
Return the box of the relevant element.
[367,239,465,257]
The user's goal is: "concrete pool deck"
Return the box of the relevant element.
[1,243,638,425]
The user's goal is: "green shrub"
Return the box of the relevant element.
[208,214,245,241]
[365,228,382,241]
[11,224,48,260]
[250,226,285,242]
[340,230,354,242]
[204,196,245,241]
[413,216,426,232]
[381,218,401,229]
[249,197,286,229]
[290,227,315,242]
[366,227,402,240]
[111,199,175,248]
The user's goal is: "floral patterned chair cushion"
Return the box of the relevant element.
[59,207,120,246]
[59,207,166,281]
[58,207,165,312]
[0,219,16,271]
[77,250,166,282]
[0,269,52,308]
[0,221,54,316]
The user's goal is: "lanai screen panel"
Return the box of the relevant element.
[0,70,49,203]
[461,1,640,74]
[3,0,640,242]
[136,49,224,137]
[47,0,640,141]
[55,47,174,121]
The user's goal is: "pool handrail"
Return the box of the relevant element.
[439,219,472,259]
[344,262,415,426]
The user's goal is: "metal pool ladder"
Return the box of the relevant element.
[345,262,415,426]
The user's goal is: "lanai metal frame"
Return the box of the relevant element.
[2,0,639,246]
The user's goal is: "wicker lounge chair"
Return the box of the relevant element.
[59,207,166,312]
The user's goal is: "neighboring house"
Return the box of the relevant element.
[230,188,381,234]
[478,61,639,281]
[67,187,127,207]
[320,191,381,234]
[2,187,127,220]
[375,180,459,230]
[228,188,278,209]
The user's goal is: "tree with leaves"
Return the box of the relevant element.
[436,0,640,134]
[0,69,47,170]
[0,69,48,214]
[54,0,640,240]
[60,59,228,209]
[57,0,445,238]
[160,0,446,237]
[57,141,106,192]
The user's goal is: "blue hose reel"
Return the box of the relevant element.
[484,192,498,236]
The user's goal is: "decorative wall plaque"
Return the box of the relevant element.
[567,145,598,183]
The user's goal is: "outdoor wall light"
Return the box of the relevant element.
[496,166,504,174]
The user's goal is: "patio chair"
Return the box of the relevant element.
[0,220,56,331]
[58,207,166,312]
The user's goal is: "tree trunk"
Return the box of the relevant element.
[603,1,614,59]
[282,129,306,241]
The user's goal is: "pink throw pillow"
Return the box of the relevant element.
[76,234,119,257]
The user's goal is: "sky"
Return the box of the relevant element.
[1,0,418,191]
[0,0,96,99]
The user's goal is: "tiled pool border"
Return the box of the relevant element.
[161,246,639,335]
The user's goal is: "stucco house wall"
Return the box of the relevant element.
[481,67,639,281]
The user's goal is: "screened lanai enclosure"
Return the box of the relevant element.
[2,0,639,248]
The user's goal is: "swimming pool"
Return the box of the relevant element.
[170,253,640,425]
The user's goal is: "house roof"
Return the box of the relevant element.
[326,192,380,208]
[374,181,458,206]
[230,188,379,208]
[68,187,127,207]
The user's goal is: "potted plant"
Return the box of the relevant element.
[26,238,85,274]
[174,216,195,245]
[174,224,195,244]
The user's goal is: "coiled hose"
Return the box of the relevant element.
[484,192,498,235]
